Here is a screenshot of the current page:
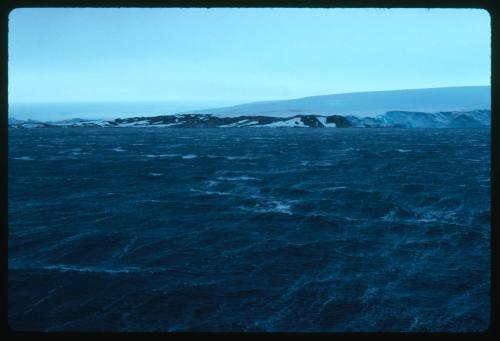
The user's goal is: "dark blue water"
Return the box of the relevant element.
[8,128,490,332]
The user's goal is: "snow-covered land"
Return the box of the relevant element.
[8,86,491,129]
[8,110,490,129]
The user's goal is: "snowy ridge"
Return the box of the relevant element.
[9,114,346,129]
[8,110,490,129]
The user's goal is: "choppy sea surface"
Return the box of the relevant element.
[8,128,490,332]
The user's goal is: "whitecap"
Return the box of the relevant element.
[216,176,261,181]
[182,154,198,159]
[270,201,293,214]
[397,149,411,153]
[381,210,397,221]
[42,264,137,274]
[72,151,89,156]
[240,200,293,215]
[149,172,163,177]
[205,180,219,187]
[189,188,231,196]
[112,147,126,152]
[13,156,33,161]
[145,153,180,158]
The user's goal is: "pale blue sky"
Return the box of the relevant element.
[9,7,491,104]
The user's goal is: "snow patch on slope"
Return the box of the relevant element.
[253,117,307,128]
[317,117,337,128]
[218,120,250,127]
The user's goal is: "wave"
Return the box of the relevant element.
[189,188,232,196]
[323,186,347,192]
[239,200,294,215]
[10,263,202,276]
[225,156,257,160]
[145,153,180,158]
[43,264,138,274]
[216,176,261,181]
[148,173,163,177]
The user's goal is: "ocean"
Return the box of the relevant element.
[8,127,491,331]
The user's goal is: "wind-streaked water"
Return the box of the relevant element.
[8,128,490,332]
